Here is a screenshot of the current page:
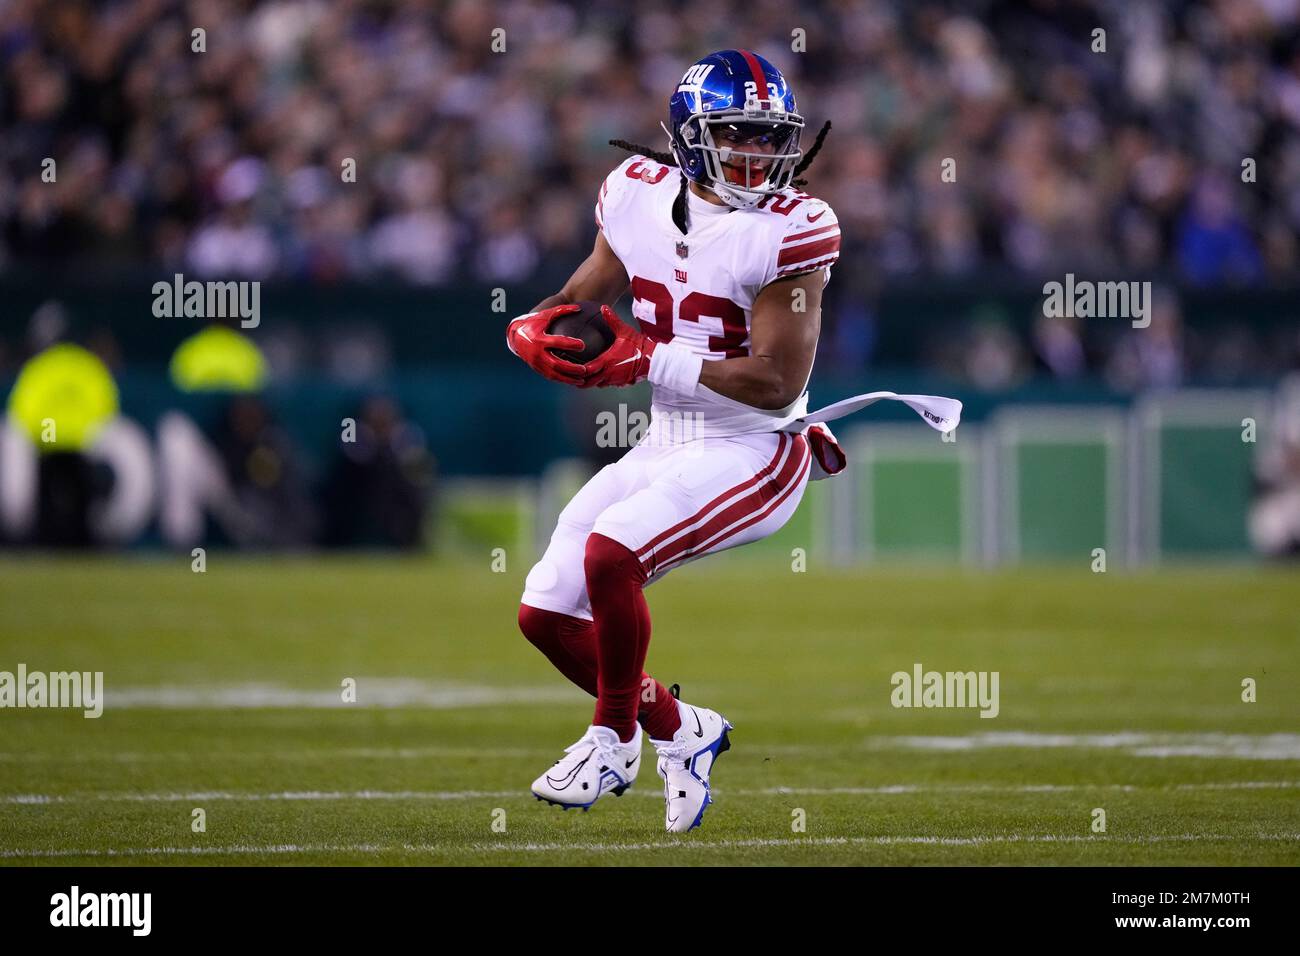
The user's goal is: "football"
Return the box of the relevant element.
[547,302,614,363]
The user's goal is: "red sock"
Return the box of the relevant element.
[517,604,680,740]
[585,532,666,743]
[585,535,650,743]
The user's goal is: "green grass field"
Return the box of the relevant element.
[1,555,1297,866]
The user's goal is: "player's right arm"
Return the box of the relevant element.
[508,161,633,384]
[530,230,630,313]
[508,226,631,385]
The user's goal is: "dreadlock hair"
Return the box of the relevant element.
[609,120,831,236]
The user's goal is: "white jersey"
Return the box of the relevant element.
[595,154,840,442]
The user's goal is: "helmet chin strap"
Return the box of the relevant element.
[709,180,763,209]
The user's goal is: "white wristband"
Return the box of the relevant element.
[647,341,703,396]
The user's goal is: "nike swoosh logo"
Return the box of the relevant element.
[692,710,704,737]
[614,349,642,367]
[545,750,591,789]
[807,209,826,222]
[625,757,637,768]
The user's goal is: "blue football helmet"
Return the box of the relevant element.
[664,49,804,209]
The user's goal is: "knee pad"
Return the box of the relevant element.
[521,517,594,620]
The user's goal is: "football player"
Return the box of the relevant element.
[507,50,957,832]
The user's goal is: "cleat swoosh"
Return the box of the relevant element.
[544,750,591,789]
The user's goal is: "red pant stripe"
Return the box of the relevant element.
[648,434,809,575]
[634,433,789,560]
[654,435,810,576]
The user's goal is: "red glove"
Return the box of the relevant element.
[506,304,589,385]
[579,306,654,388]
[807,423,847,478]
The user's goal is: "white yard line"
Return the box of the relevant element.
[756,781,1300,795]
[463,833,1300,853]
[3,789,522,804]
[5,731,1299,763]
[103,680,579,710]
[4,833,1298,860]
[866,732,1300,760]
[0,746,551,762]
[6,780,1297,805]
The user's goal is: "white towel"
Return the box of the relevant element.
[793,391,962,433]
[781,391,962,480]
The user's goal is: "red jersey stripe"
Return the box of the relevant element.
[777,254,839,277]
[778,235,840,267]
[782,223,839,244]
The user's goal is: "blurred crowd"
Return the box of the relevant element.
[2,0,1299,394]
[2,0,1298,288]
[919,286,1300,392]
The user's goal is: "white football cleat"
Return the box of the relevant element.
[531,724,642,811]
[651,696,733,832]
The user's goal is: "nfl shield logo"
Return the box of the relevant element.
[675,241,689,259]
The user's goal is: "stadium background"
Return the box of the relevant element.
[3,0,1299,560]
[0,0,1297,866]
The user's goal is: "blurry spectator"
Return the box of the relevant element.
[473,201,540,282]
[1105,290,1187,392]
[367,156,458,284]
[1175,174,1264,285]
[962,308,1028,391]
[1031,311,1087,382]
[215,395,317,548]
[187,159,280,278]
[324,395,436,548]
[4,340,120,546]
[35,450,96,546]
[1250,374,1300,557]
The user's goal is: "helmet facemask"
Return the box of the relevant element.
[669,105,804,209]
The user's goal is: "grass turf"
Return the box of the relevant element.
[0,555,1297,866]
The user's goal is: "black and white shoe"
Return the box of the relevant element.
[531,724,642,810]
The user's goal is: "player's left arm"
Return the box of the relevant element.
[582,268,824,405]
[696,270,823,410]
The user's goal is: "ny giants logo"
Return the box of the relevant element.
[677,63,714,94]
